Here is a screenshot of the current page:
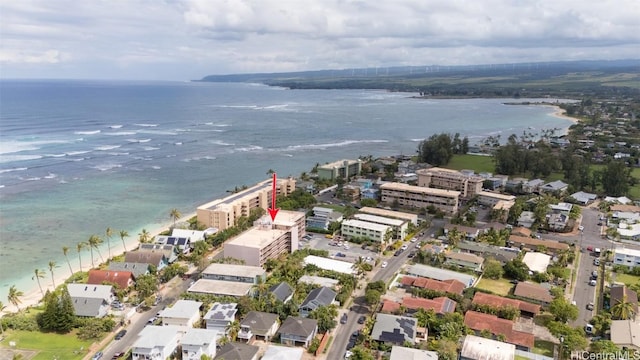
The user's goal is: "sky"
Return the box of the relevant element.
[1,0,639,81]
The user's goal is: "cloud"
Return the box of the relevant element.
[0,0,638,80]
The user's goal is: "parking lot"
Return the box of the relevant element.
[302,233,380,264]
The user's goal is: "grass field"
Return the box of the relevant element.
[476,278,514,296]
[533,339,556,357]
[0,330,92,360]
[445,154,495,173]
[614,273,640,286]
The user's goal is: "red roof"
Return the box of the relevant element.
[400,276,465,295]
[402,296,457,314]
[381,300,401,313]
[464,311,535,349]
[472,292,541,315]
[87,270,134,289]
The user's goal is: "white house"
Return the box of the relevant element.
[614,247,640,269]
[204,302,237,334]
[132,325,184,360]
[522,252,552,273]
[159,300,203,327]
[181,328,221,360]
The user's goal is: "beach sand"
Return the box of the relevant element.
[0,211,197,316]
[548,105,580,124]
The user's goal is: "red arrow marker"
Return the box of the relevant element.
[268,172,279,221]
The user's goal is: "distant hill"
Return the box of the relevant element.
[198,59,640,98]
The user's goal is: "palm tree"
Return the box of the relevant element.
[119,230,129,252]
[76,241,87,272]
[225,320,241,341]
[0,301,6,334]
[88,234,105,266]
[611,295,636,320]
[33,268,46,298]
[139,228,151,243]
[62,246,74,276]
[48,261,58,288]
[170,208,181,228]
[105,227,113,260]
[352,256,368,276]
[8,285,23,311]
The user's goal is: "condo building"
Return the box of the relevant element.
[352,213,408,239]
[341,219,392,243]
[380,182,460,214]
[196,177,296,230]
[417,167,483,199]
[358,207,419,226]
[316,159,362,180]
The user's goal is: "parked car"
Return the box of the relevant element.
[401,244,409,250]
[579,225,584,231]
[587,303,594,310]
[410,238,417,243]
[115,329,127,340]
[585,324,595,334]
[594,259,600,266]
[112,352,125,359]
[358,315,366,324]
[394,249,402,256]
[589,279,597,286]
[340,313,348,324]
[343,245,350,250]
[147,316,157,324]
[91,352,103,360]
[381,261,388,268]
[335,252,346,258]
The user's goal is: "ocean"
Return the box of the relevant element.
[0,79,573,303]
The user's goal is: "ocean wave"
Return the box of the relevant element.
[283,139,388,151]
[0,139,71,155]
[0,167,28,174]
[92,163,122,171]
[65,150,91,156]
[109,125,123,129]
[174,142,183,146]
[234,145,263,152]
[22,176,42,181]
[142,146,160,151]
[137,129,177,136]
[133,123,158,127]
[74,130,101,135]
[44,153,67,158]
[204,123,231,127]
[182,156,216,162]
[43,173,57,179]
[65,157,86,162]
[107,152,130,156]
[151,166,161,170]
[211,140,234,146]
[127,138,152,143]
[94,145,121,151]
[214,105,257,109]
[105,131,137,136]
[0,155,43,163]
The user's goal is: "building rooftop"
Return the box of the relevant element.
[300,286,337,309]
[107,262,149,278]
[261,345,304,360]
[615,247,640,257]
[445,251,485,265]
[204,302,238,322]
[160,300,202,319]
[214,342,260,360]
[277,317,318,338]
[318,159,360,169]
[342,219,392,233]
[610,320,640,349]
[269,282,294,303]
[381,182,461,197]
[389,346,438,360]
[400,276,466,296]
[406,264,476,287]
[240,311,280,334]
[298,275,339,288]
[303,255,356,275]
[508,235,569,251]
[460,335,515,360]
[464,311,534,349]
[86,270,133,289]
[188,279,254,297]
[182,328,220,346]
[134,325,184,350]
[353,213,405,226]
[522,252,552,273]
[477,191,517,201]
[202,263,266,278]
[67,283,113,300]
[472,292,541,315]
[358,207,419,224]
[513,282,554,303]
[371,313,416,344]
[225,225,288,249]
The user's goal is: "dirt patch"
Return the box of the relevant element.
[0,349,38,360]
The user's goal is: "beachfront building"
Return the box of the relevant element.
[417,167,483,199]
[67,283,114,318]
[223,210,305,266]
[358,206,419,226]
[316,159,362,180]
[201,263,266,284]
[380,182,460,214]
[353,213,408,239]
[341,219,392,243]
[613,247,640,269]
[196,177,296,231]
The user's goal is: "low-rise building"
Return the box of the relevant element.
[613,247,640,269]
[371,313,417,345]
[380,182,460,214]
[306,206,342,230]
[341,219,392,243]
[67,283,113,318]
[261,345,304,360]
[400,276,466,296]
[159,300,203,327]
[269,282,294,303]
[517,211,536,228]
[460,335,515,360]
[456,241,518,264]
[303,255,356,275]
[87,269,134,289]
[389,346,438,360]
[317,159,362,180]
[358,207,419,226]
[513,282,554,305]
[476,191,516,207]
[522,252,551,273]
[610,320,640,351]
[204,302,237,333]
[238,311,280,342]
[277,317,318,348]
[444,224,480,241]
[107,262,149,278]
[138,244,178,263]
[214,342,260,360]
[124,250,169,270]
[181,328,221,360]
[188,279,254,298]
[299,286,337,317]
[201,263,266,284]
[444,252,484,272]
[417,167,483,199]
[353,213,408,239]
[132,325,184,360]
[406,264,476,288]
[610,285,638,316]
[570,191,597,205]
[464,311,534,351]
[508,235,569,254]
[540,180,569,195]
[472,292,541,317]
[382,296,457,316]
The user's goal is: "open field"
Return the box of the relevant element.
[0,330,92,360]
[476,278,514,296]
[445,154,495,174]
[613,273,640,287]
[533,339,556,357]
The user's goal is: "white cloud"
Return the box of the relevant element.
[0,0,638,80]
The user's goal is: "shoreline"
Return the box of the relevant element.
[0,211,197,317]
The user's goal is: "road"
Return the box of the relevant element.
[326,225,438,360]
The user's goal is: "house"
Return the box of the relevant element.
[389,346,438,360]
[299,286,337,317]
[306,206,341,230]
[523,179,544,194]
[214,342,260,360]
[66,283,113,318]
[540,180,568,195]
[87,269,134,289]
[513,282,554,305]
[188,279,254,298]
[510,227,531,238]
[517,211,536,228]
[298,275,339,288]
[570,191,598,205]
[400,276,466,296]
[155,235,191,254]
[303,255,356,275]
[371,313,417,345]
[610,320,640,351]
[132,325,184,360]
[547,213,569,231]
[444,252,484,272]
[159,300,203,327]
[261,345,304,360]
[444,224,480,240]
[269,282,294,303]
[460,335,515,360]
[124,250,168,270]
[508,235,569,254]
[138,243,178,263]
[405,264,476,288]
[472,292,541,317]
[610,285,638,315]
[204,302,237,333]
[181,328,221,360]
[108,262,150,278]
[238,311,280,342]
[201,263,266,284]
[456,241,517,264]
[277,317,318,348]
[613,247,640,269]
[382,296,457,316]
[464,311,534,351]
[172,228,206,242]
[522,252,551,273]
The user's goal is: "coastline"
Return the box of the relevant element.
[548,104,580,125]
[0,211,197,317]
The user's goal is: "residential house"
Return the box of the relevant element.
[523,179,544,194]
[405,264,476,288]
[214,342,260,360]
[522,252,552,273]
[306,206,341,230]
[299,286,337,317]
[540,180,569,195]
[508,235,569,255]
[181,328,221,360]
[124,250,168,271]
[171,228,206,242]
[303,255,356,275]
[107,262,149,278]
[610,320,640,351]
[132,325,184,360]
[138,243,178,263]
[86,269,134,289]
[371,313,417,345]
[188,279,254,298]
[261,345,304,360]
[444,252,484,272]
[155,236,191,255]
[201,263,266,284]
[510,227,532,238]
[67,283,113,318]
[513,282,554,305]
[238,311,280,342]
[456,241,517,264]
[389,346,438,360]
[472,292,541,317]
[460,335,515,360]
[613,247,640,269]
[204,302,237,333]
[464,311,535,351]
[610,285,638,315]
[570,191,598,205]
[517,211,536,228]
[159,300,203,327]
[547,213,569,231]
[444,224,480,241]
[269,282,294,303]
[382,296,457,316]
[277,317,318,348]
[400,276,466,296]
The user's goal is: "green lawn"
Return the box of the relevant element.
[533,339,556,357]
[445,154,495,174]
[614,273,640,286]
[476,278,514,296]
[0,330,93,360]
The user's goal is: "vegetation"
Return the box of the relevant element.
[417,133,469,166]
[37,287,75,333]
[0,329,92,360]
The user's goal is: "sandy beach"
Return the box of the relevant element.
[0,211,197,317]
[548,104,580,125]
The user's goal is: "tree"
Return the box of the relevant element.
[352,257,368,276]
[105,227,113,259]
[431,339,458,360]
[48,261,58,288]
[611,294,636,320]
[225,320,240,341]
[365,289,381,306]
[349,346,375,360]
[88,234,105,267]
[589,340,620,353]
[62,246,74,276]
[38,287,75,333]
[483,259,504,279]
[549,297,578,323]
[135,274,158,300]
[308,305,338,333]
[0,301,5,334]
[601,161,631,196]
[417,133,455,166]
[138,228,151,243]
[76,241,87,272]
[170,208,181,228]
[33,268,46,298]
[504,259,530,281]
[7,285,23,311]
[119,230,129,252]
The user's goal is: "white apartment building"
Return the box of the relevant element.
[417,167,483,199]
[353,213,408,239]
[359,207,419,225]
[613,247,640,269]
[341,219,392,243]
[380,182,460,214]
